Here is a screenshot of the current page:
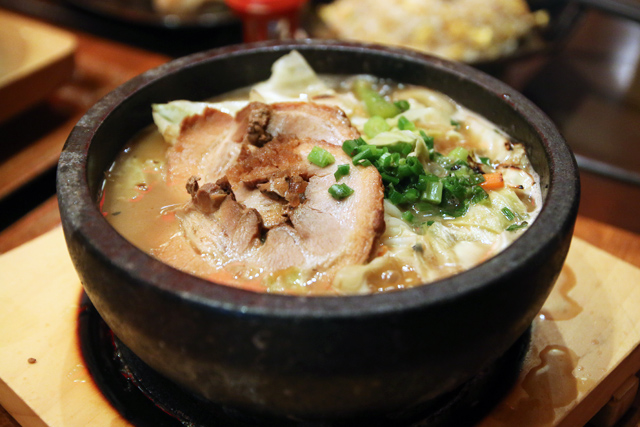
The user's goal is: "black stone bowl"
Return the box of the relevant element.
[57,40,579,422]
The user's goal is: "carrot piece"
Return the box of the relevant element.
[480,172,504,191]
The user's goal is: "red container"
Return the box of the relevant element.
[225,0,307,42]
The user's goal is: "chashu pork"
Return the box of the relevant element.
[162,101,384,293]
[166,101,360,185]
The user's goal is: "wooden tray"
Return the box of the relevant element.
[1,227,640,426]
[0,10,76,123]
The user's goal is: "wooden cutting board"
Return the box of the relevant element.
[1,227,640,427]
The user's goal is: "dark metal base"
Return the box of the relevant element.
[78,292,530,427]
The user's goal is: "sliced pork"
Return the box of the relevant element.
[161,101,385,292]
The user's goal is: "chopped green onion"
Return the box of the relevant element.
[448,147,469,163]
[397,116,416,131]
[352,146,380,165]
[506,221,529,232]
[334,164,350,180]
[404,188,420,203]
[501,207,516,221]
[450,119,461,129]
[353,80,401,118]
[328,183,354,200]
[364,116,390,138]
[339,119,487,217]
[387,142,414,156]
[342,138,366,156]
[420,130,434,150]
[388,189,405,205]
[470,185,489,204]
[394,100,410,113]
[427,220,435,226]
[479,157,491,166]
[381,172,400,185]
[308,146,335,167]
[402,211,414,222]
[422,180,443,204]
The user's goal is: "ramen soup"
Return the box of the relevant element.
[101,51,542,295]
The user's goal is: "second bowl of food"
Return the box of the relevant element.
[57,40,579,422]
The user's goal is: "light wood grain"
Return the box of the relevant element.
[1,228,639,426]
[0,228,130,427]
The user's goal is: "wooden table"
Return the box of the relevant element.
[1,5,639,427]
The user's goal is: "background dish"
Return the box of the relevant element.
[61,0,236,28]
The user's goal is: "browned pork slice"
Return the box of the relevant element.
[166,102,360,187]
[161,101,384,291]
[233,102,361,147]
[165,107,240,186]
[178,137,385,286]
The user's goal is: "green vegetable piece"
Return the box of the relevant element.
[342,137,366,157]
[353,80,401,118]
[381,172,400,185]
[404,188,420,203]
[334,164,350,180]
[448,147,469,163]
[427,220,435,226]
[397,116,416,131]
[506,221,529,232]
[422,179,443,204]
[402,211,415,222]
[479,157,491,166]
[352,146,383,165]
[501,207,516,221]
[450,119,461,129]
[394,100,410,112]
[407,156,425,175]
[308,146,335,167]
[387,142,414,156]
[328,183,354,200]
[364,116,390,138]
[420,130,434,150]
[388,189,405,205]
[470,185,489,204]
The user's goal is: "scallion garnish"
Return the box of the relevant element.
[342,137,366,157]
[479,157,491,166]
[501,207,516,221]
[308,146,335,167]
[328,183,354,200]
[340,113,492,220]
[398,116,416,131]
[353,80,401,118]
[394,100,410,113]
[506,222,528,232]
[420,130,434,150]
[402,211,415,222]
[447,147,469,163]
[334,164,350,180]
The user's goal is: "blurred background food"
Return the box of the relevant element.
[152,0,222,15]
[317,0,549,63]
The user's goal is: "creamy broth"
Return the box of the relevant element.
[102,51,541,295]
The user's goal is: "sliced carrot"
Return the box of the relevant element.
[480,172,504,191]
